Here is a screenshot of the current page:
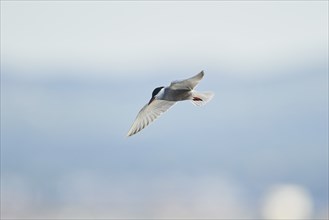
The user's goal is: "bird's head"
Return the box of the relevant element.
[148,86,164,105]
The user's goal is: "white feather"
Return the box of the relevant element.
[127,100,176,136]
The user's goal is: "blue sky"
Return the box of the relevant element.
[1,1,328,219]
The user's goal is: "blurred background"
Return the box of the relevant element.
[1,1,328,219]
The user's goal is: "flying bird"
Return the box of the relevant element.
[127,71,214,137]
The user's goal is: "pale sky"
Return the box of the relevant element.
[1,2,328,219]
[1,1,328,77]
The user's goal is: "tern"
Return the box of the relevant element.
[127,71,214,137]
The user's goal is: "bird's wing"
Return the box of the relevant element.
[127,100,176,136]
[169,71,204,90]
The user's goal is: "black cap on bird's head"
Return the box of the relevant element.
[152,86,164,97]
[148,86,164,105]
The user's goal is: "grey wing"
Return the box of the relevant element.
[127,100,176,136]
[169,71,204,90]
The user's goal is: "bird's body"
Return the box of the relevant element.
[161,88,192,101]
[127,71,214,136]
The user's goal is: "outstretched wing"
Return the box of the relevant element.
[127,100,176,136]
[169,71,204,90]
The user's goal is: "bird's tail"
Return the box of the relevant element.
[191,91,214,106]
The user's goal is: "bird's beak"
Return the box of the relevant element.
[148,96,155,105]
